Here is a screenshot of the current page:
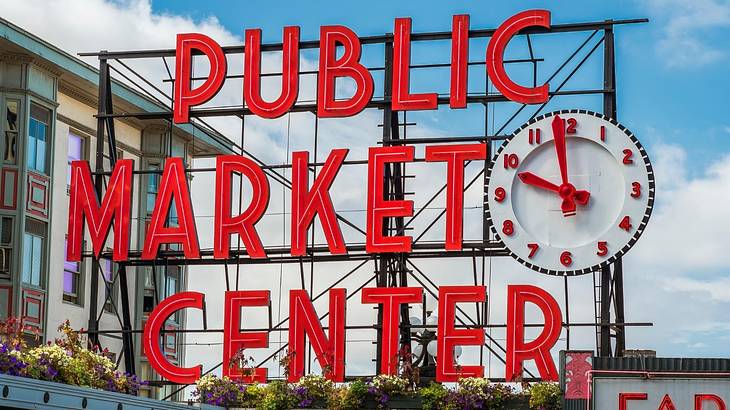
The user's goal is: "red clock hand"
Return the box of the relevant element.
[552,114,569,186]
[518,172,560,192]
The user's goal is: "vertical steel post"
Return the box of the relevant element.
[118,264,136,374]
[374,39,395,374]
[88,56,108,349]
[102,65,135,374]
[598,24,626,357]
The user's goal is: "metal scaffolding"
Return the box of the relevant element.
[79,16,650,397]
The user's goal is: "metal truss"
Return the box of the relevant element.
[80,16,649,398]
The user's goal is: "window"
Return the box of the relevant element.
[27,104,50,174]
[101,258,117,313]
[0,216,13,279]
[63,240,82,304]
[146,163,160,216]
[164,268,180,322]
[165,269,179,299]
[22,234,43,285]
[4,100,19,164]
[67,132,84,186]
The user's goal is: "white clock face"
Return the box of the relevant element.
[486,110,655,276]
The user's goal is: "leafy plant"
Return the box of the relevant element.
[260,380,297,410]
[367,374,413,408]
[329,378,367,410]
[294,375,335,407]
[191,374,245,407]
[0,319,143,395]
[419,382,451,410]
[0,343,27,376]
[529,382,562,409]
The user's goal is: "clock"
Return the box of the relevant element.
[486,110,655,276]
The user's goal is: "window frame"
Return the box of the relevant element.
[101,255,119,314]
[3,98,21,165]
[26,102,51,174]
[21,231,44,287]
[66,130,87,190]
[62,238,84,306]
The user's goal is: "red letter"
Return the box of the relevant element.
[142,158,200,259]
[619,393,648,410]
[392,18,437,111]
[696,394,726,410]
[506,285,562,381]
[174,33,227,123]
[214,155,269,259]
[288,289,346,382]
[143,292,203,384]
[244,27,300,118]
[317,25,374,117]
[291,149,348,256]
[366,146,414,253]
[223,290,269,382]
[361,287,422,375]
[436,286,486,382]
[67,159,133,261]
[487,10,550,104]
[425,144,487,250]
[658,394,677,410]
[450,14,470,109]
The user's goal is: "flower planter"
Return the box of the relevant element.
[364,395,423,409]
[0,373,204,409]
[504,396,531,409]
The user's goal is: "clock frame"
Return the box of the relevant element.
[486,110,655,276]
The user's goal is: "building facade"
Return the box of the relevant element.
[0,18,233,399]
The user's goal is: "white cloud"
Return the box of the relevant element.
[663,277,730,302]
[641,0,730,67]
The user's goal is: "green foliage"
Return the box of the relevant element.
[419,382,451,410]
[295,375,335,407]
[192,374,245,406]
[529,382,562,410]
[259,380,297,410]
[189,373,563,409]
[328,379,367,410]
[1,319,142,395]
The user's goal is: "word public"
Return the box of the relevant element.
[173,10,552,124]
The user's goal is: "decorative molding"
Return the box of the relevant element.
[0,53,33,64]
[58,81,97,107]
[30,58,64,77]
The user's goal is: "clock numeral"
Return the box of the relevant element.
[597,241,608,257]
[622,149,634,165]
[503,153,519,169]
[527,243,539,258]
[565,117,578,134]
[631,182,641,198]
[619,216,632,232]
[560,251,573,267]
[529,129,541,144]
[600,125,606,142]
[494,187,506,203]
[502,220,514,236]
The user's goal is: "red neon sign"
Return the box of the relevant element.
[67,143,488,261]
[143,285,562,384]
[171,10,551,123]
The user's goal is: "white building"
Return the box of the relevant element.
[0,17,233,399]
